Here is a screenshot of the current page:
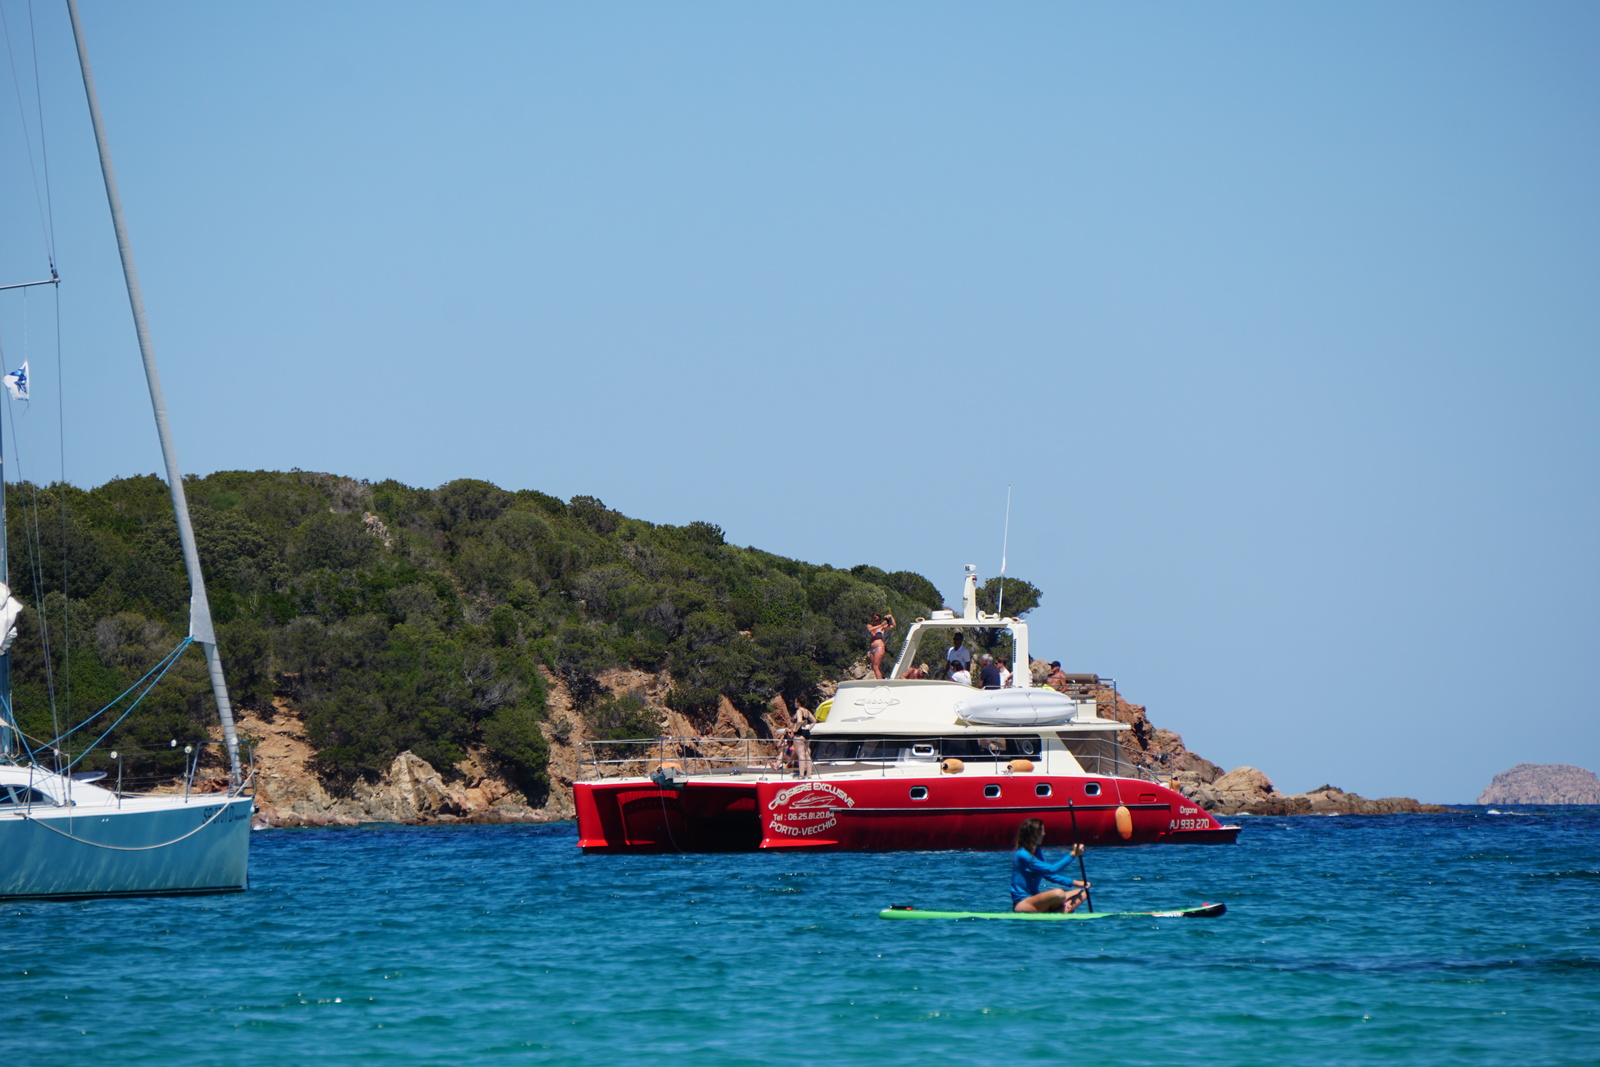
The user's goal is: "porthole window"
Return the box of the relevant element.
[1084,782,1102,797]
[1019,740,1035,755]
[983,784,1001,799]
[909,786,928,801]
[1035,783,1052,798]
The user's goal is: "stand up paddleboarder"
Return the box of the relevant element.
[1010,818,1091,914]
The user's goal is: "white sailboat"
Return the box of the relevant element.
[0,0,252,900]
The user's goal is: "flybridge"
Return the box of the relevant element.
[888,564,1035,679]
[820,563,1103,735]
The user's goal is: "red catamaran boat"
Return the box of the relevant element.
[574,567,1239,852]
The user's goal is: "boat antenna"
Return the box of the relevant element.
[996,485,1011,619]
[66,0,241,787]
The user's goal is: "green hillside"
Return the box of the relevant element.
[4,471,1036,800]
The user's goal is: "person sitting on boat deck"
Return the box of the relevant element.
[949,661,972,686]
[792,705,817,777]
[1046,661,1071,693]
[1011,818,1091,914]
[903,662,929,679]
[996,655,1013,689]
[979,654,1003,690]
[945,632,972,676]
[769,728,797,773]
[867,612,896,679]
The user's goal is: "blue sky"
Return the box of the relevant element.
[0,2,1595,802]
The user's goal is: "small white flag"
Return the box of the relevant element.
[3,362,28,401]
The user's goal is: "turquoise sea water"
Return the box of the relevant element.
[5,807,1598,1065]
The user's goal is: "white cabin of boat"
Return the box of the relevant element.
[820,562,1126,740]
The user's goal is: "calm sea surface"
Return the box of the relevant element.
[5,807,1597,1064]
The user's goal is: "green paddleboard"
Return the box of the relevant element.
[879,902,1226,921]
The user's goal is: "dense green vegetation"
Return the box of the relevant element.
[3,471,1036,800]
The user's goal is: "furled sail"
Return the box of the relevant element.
[0,582,20,655]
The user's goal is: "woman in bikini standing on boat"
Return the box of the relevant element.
[793,703,817,777]
[867,612,896,678]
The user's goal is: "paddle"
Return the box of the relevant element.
[1066,798,1094,913]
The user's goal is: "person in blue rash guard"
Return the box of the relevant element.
[1010,818,1090,913]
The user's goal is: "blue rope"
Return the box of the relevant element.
[62,642,194,772]
[45,636,192,756]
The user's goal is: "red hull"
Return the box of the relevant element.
[574,774,1238,853]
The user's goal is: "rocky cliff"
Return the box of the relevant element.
[238,659,1447,826]
[240,663,792,827]
[1058,676,1449,816]
[239,698,545,828]
[1477,763,1600,805]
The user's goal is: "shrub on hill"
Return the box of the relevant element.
[3,471,1020,801]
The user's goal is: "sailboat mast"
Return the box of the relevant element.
[0,395,10,761]
[65,0,241,786]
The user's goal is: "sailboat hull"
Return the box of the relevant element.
[0,794,253,900]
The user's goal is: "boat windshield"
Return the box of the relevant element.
[939,736,1041,759]
[812,738,901,763]
[894,625,1018,680]
[0,784,55,806]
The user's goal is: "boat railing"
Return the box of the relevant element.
[1055,734,1168,784]
[577,736,793,781]
[576,736,1036,781]
[577,734,1175,784]
[0,739,253,811]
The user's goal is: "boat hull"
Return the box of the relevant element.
[575,774,1237,853]
[0,794,254,900]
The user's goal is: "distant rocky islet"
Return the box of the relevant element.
[1477,763,1600,806]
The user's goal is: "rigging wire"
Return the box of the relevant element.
[28,0,68,753]
[6,386,65,745]
[54,638,193,764]
[0,635,193,770]
[0,0,65,765]
[0,0,55,262]
[0,689,44,764]
[52,254,68,751]
[24,0,57,260]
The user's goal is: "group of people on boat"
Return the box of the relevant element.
[769,703,818,776]
[866,615,1022,688]
[866,613,1092,699]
